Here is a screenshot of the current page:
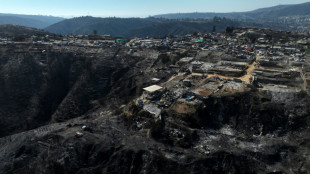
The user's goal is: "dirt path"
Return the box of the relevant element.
[202,55,260,84]
[239,61,257,84]
[205,60,258,84]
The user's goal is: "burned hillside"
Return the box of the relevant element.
[0,44,178,137]
[0,28,309,173]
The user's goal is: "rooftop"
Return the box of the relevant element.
[143,85,163,93]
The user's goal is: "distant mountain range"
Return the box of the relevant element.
[0,2,309,38]
[45,16,260,37]
[0,13,64,29]
[153,2,310,20]
[44,2,310,37]
[152,2,310,31]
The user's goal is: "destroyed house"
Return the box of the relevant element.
[143,85,163,101]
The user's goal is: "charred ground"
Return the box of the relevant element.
[0,28,309,174]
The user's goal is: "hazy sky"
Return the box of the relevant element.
[0,0,309,18]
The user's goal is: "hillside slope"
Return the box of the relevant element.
[45,17,156,36]
[0,41,309,173]
[153,2,310,20]
[0,25,50,37]
[0,13,64,29]
[45,16,259,37]
[44,2,310,37]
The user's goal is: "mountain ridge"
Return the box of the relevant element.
[44,2,310,37]
[153,2,310,19]
[45,16,266,37]
[0,13,65,29]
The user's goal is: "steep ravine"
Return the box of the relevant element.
[0,46,165,137]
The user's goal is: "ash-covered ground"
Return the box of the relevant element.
[0,28,309,173]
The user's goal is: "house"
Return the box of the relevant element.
[143,104,161,118]
[143,85,163,100]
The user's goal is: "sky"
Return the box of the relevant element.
[0,0,309,18]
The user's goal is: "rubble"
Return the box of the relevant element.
[75,131,83,138]
[0,28,309,173]
[143,104,161,118]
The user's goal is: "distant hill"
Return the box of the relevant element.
[0,13,64,29]
[249,2,310,17]
[44,2,310,37]
[0,25,50,37]
[153,2,310,20]
[152,2,310,31]
[45,17,156,36]
[45,16,262,37]
[125,20,250,38]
